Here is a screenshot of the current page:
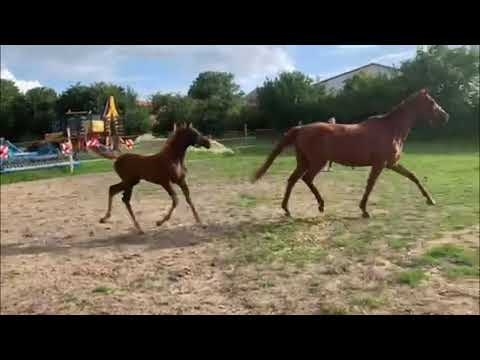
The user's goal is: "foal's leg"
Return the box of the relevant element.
[359,164,384,218]
[327,160,333,171]
[302,165,326,213]
[178,178,202,224]
[122,185,144,234]
[388,163,436,205]
[100,182,124,223]
[156,183,178,226]
[282,165,307,217]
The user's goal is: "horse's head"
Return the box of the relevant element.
[414,89,449,128]
[176,123,211,149]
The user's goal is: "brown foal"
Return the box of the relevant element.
[93,123,211,234]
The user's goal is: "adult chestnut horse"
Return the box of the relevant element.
[252,89,449,218]
[92,123,211,234]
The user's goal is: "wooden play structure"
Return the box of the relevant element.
[46,95,126,153]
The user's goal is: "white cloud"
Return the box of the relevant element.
[0,67,42,93]
[336,45,379,50]
[0,45,295,93]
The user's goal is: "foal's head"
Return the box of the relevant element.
[411,89,449,127]
[174,123,211,149]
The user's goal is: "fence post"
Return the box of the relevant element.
[0,137,4,170]
[244,123,248,144]
[66,127,74,174]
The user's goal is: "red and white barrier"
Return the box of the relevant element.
[86,137,100,148]
[0,144,9,160]
[121,138,134,150]
[61,142,73,156]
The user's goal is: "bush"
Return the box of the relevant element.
[124,107,152,135]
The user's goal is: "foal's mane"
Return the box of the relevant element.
[164,125,188,147]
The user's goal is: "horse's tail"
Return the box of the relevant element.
[89,145,119,160]
[251,127,299,183]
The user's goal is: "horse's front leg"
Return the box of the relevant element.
[178,178,203,226]
[156,183,178,226]
[359,164,384,218]
[387,163,436,205]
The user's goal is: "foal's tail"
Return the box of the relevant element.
[89,144,119,160]
[251,127,299,183]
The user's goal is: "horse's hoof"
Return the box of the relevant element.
[156,221,164,227]
[319,206,324,213]
[427,199,436,206]
[138,230,145,235]
[362,212,370,219]
[99,218,107,224]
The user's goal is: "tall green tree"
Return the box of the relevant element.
[25,87,57,135]
[187,71,244,135]
[188,71,242,101]
[56,83,97,115]
[400,45,479,136]
[0,79,22,138]
[150,93,198,134]
[257,71,328,129]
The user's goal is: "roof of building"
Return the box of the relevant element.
[316,62,399,85]
[245,63,399,100]
[136,100,152,107]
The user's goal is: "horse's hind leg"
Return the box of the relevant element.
[359,164,384,218]
[122,184,144,234]
[156,183,178,226]
[100,182,125,223]
[302,164,326,213]
[282,165,307,217]
[387,163,436,205]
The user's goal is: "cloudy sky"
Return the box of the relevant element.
[0,45,418,97]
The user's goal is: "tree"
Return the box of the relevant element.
[56,83,98,115]
[90,82,134,114]
[151,93,198,134]
[257,71,327,129]
[0,79,22,138]
[124,107,152,135]
[400,45,479,137]
[188,71,241,101]
[25,87,57,135]
[332,72,405,122]
[186,71,245,135]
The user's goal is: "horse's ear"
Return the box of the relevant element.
[420,88,428,96]
[188,122,192,128]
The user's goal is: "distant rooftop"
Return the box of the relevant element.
[315,62,399,85]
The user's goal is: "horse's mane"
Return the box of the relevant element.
[363,91,421,122]
[388,91,421,115]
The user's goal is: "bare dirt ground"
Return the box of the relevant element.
[1,172,479,314]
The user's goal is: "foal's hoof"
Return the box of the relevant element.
[99,218,107,224]
[156,220,165,227]
[319,205,324,213]
[427,199,436,206]
[362,212,370,219]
